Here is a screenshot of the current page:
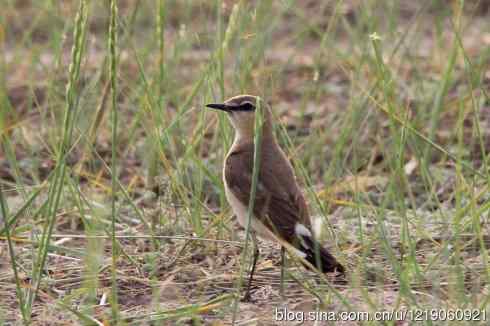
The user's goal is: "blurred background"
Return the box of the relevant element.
[1,1,490,324]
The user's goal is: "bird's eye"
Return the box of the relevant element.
[239,102,255,111]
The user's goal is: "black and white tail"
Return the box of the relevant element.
[294,223,345,274]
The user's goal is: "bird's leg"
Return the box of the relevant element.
[243,234,259,302]
[280,246,286,299]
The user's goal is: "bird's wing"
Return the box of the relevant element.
[224,147,309,243]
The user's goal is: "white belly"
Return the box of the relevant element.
[224,180,309,259]
[224,179,275,241]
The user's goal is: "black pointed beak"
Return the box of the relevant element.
[205,103,230,112]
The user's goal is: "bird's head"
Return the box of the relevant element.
[205,94,272,139]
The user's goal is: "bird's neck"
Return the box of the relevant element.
[231,124,276,150]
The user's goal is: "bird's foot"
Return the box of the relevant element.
[330,268,348,285]
[241,289,257,303]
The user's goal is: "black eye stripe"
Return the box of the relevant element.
[232,102,255,111]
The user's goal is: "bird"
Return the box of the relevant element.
[205,94,344,300]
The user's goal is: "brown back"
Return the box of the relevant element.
[224,137,310,243]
